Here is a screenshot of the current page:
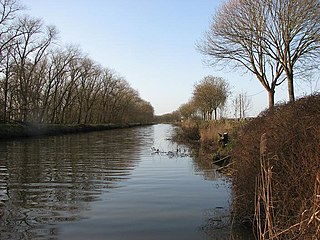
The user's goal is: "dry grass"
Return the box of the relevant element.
[176,119,245,159]
[231,93,320,239]
[199,120,235,146]
[178,119,201,141]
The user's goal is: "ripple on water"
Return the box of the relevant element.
[0,125,242,240]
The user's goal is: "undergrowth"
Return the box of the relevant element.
[231,93,320,239]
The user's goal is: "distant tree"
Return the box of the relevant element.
[178,100,197,120]
[155,111,180,123]
[126,99,154,123]
[233,91,252,119]
[192,76,228,120]
[0,1,154,125]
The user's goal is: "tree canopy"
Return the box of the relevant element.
[0,0,154,124]
[198,0,320,108]
[193,76,228,120]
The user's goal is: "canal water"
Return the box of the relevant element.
[0,124,237,240]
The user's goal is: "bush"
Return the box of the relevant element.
[231,94,320,238]
[179,119,201,141]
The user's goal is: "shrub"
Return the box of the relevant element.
[231,93,320,238]
[179,119,201,141]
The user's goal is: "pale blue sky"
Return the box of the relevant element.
[24,0,317,116]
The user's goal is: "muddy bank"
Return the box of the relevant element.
[0,123,152,140]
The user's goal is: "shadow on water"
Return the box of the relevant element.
[0,127,151,239]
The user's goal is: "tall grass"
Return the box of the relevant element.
[232,93,320,239]
[174,119,244,161]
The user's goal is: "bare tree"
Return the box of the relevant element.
[10,16,57,121]
[178,100,197,120]
[108,78,135,123]
[193,76,228,120]
[0,0,23,122]
[263,0,320,102]
[39,46,80,123]
[133,100,154,123]
[0,0,23,65]
[198,0,320,107]
[233,91,252,119]
[96,68,119,123]
[0,2,154,125]
[197,0,285,109]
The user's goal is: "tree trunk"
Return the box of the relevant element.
[268,90,275,109]
[287,72,295,102]
[3,77,8,123]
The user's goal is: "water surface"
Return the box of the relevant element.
[0,124,233,239]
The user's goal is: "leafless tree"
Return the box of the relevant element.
[9,16,57,121]
[131,100,154,123]
[0,0,23,122]
[0,2,154,125]
[178,100,197,120]
[263,0,320,102]
[233,91,252,119]
[199,0,320,106]
[192,76,229,120]
[198,0,285,109]
[37,47,78,122]
[98,68,118,122]
[0,0,23,64]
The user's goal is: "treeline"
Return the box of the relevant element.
[179,76,228,121]
[0,0,154,124]
[157,75,251,122]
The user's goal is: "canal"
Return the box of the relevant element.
[0,124,235,240]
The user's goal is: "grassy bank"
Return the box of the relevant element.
[231,94,319,239]
[0,123,147,139]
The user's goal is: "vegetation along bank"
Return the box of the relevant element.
[0,0,154,128]
[232,93,319,239]
[174,94,319,239]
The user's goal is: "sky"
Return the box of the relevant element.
[24,0,318,116]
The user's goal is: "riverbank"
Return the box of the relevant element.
[232,93,319,239]
[174,93,320,239]
[0,122,151,139]
[173,119,245,164]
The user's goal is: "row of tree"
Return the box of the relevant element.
[178,76,228,121]
[198,0,320,109]
[0,0,154,124]
[155,75,252,123]
[164,0,319,122]
[175,76,251,121]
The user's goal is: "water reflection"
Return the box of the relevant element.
[0,127,152,239]
[0,124,252,240]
